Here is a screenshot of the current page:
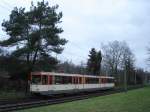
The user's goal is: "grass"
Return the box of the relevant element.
[0,90,26,100]
[17,86,150,112]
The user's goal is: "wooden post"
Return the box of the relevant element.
[134,70,136,85]
[124,65,127,92]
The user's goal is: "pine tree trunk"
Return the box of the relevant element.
[25,69,32,96]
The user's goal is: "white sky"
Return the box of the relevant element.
[0,0,149,71]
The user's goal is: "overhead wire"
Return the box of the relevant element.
[0,0,15,12]
[69,41,89,51]
[2,0,14,9]
[0,4,11,12]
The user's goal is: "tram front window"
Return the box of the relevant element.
[31,75,41,84]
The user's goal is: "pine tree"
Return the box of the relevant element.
[0,1,67,75]
[87,48,102,75]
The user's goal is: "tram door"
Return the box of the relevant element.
[41,75,49,91]
[73,77,78,90]
[48,75,52,91]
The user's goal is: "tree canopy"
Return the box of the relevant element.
[0,1,67,74]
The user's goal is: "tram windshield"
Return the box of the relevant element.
[31,75,41,84]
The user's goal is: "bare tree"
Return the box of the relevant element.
[102,41,135,85]
[121,42,135,68]
[102,41,123,76]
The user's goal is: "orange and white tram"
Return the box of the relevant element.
[29,72,115,95]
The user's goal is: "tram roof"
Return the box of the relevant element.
[31,72,114,79]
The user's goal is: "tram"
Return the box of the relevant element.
[29,72,115,95]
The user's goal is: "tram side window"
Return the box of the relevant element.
[32,75,41,84]
[42,75,48,85]
[72,77,78,84]
[79,77,82,84]
[101,78,108,83]
[55,76,63,84]
[55,76,72,84]
[108,79,114,83]
[63,76,72,84]
[86,78,99,84]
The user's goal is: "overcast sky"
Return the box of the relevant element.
[0,0,149,71]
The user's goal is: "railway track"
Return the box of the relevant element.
[0,86,144,112]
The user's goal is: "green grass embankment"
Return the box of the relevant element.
[17,86,150,112]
